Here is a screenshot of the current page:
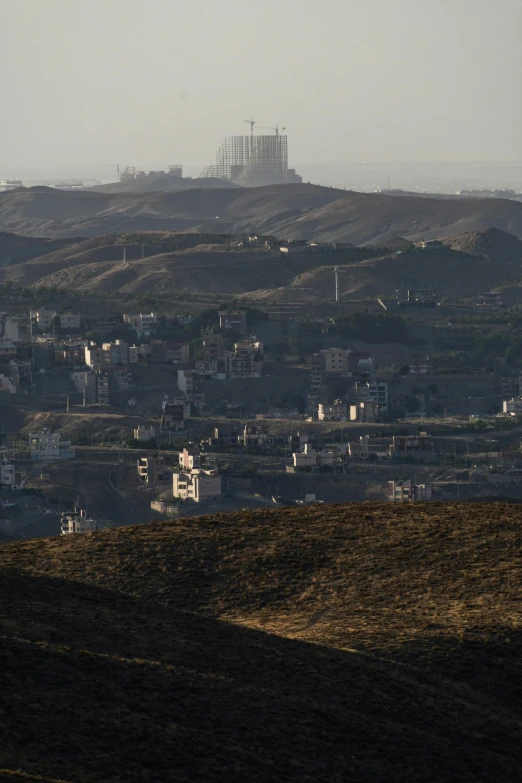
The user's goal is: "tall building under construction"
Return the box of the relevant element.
[200,123,302,187]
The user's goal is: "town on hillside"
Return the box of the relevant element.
[1,276,522,539]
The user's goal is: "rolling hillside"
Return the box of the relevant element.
[2,228,522,301]
[0,503,520,782]
[4,184,522,244]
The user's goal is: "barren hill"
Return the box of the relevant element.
[4,228,522,301]
[0,503,520,782]
[0,231,81,268]
[5,185,522,245]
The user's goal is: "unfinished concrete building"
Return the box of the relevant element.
[200,125,302,187]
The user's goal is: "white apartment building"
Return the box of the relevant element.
[29,430,75,461]
[61,506,98,534]
[173,469,221,503]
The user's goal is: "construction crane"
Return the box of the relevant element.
[95,164,120,182]
[244,118,256,137]
[257,123,287,137]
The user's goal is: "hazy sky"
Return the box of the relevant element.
[2,0,522,169]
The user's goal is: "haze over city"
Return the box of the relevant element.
[3,0,522,174]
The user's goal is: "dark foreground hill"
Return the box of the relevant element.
[0,503,521,782]
[5,184,522,245]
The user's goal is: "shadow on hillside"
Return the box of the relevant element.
[388,628,522,717]
[0,570,521,783]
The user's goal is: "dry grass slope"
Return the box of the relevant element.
[0,502,521,782]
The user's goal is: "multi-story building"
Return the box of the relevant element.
[293,443,335,469]
[137,456,164,484]
[70,371,97,404]
[502,398,522,416]
[355,381,388,408]
[224,351,262,378]
[317,400,348,421]
[30,309,56,331]
[202,331,225,362]
[388,480,432,502]
[29,430,75,461]
[96,371,110,405]
[179,447,202,470]
[389,433,437,463]
[101,340,129,365]
[177,370,203,401]
[173,468,221,503]
[59,312,81,330]
[85,341,128,368]
[160,398,187,432]
[31,309,81,332]
[167,341,190,364]
[349,401,377,422]
[308,353,325,415]
[60,506,99,534]
[320,348,349,374]
[347,435,389,461]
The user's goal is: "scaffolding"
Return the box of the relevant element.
[201,133,300,187]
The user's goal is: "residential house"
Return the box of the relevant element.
[179,447,201,470]
[173,468,222,503]
[293,443,335,469]
[134,425,156,442]
[137,456,164,484]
